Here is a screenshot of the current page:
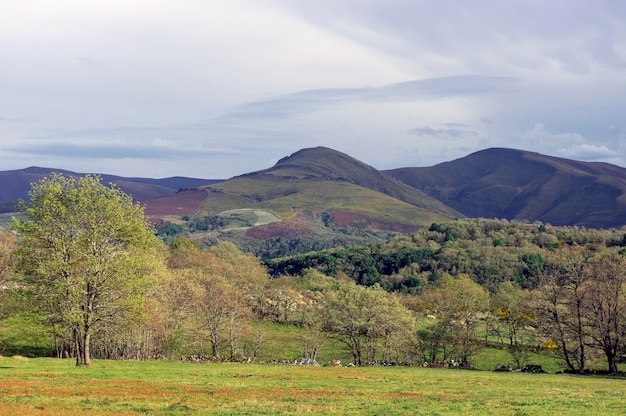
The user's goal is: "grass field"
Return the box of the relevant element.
[0,356,625,415]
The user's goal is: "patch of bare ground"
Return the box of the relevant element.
[142,189,208,219]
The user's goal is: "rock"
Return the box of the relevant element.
[494,364,511,372]
[522,364,545,373]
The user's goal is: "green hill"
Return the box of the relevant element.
[195,147,461,232]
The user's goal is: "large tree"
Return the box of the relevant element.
[323,281,414,366]
[418,274,489,363]
[0,230,17,319]
[534,249,589,373]
[13,174,162,366]
[583,253,626,373]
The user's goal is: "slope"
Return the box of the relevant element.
[0,166,220,206]
[386,148,626,228]
[195,147,462,233]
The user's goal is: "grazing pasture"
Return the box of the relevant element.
[0,356,624,415]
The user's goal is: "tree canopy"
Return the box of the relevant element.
[13,174,163,366]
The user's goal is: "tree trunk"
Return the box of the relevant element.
[74,328,82,366]
[604,344,618,373]
[210,331,220,359]
[83,331,92,367]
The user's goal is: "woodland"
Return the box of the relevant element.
[2,174,626,375]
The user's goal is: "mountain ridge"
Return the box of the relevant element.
[0,166,222,206]
[385,147,626,228]
[2,147,626,231]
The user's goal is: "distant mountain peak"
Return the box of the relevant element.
[272,146,373,178]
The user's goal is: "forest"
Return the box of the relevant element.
[2,174,626,374]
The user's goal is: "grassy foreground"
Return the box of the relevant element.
[0,356,625,415]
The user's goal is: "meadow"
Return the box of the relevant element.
[0,355,625,415]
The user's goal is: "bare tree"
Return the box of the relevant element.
[534,249,589,372]
[193,274,251,360]
[583,253,626,373]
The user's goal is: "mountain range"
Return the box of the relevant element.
[0,166,221,212]
[2,147,626,238]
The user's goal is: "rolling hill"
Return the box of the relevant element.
[193,147,461,229]
[0,166,221,209]
[3,146,626,252]
[386,148,626,228]
[146,147,462,250]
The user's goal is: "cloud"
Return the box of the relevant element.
[515,124,625,166]
[556,144,620,161]
[219,76,518,120]
[408,126,478,138]
[0,1,625,178]
[6,139,241,160]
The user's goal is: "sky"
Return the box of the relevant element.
[1,0,625,179]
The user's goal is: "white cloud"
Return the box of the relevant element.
[0,0,625,177]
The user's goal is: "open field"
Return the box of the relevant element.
[0,356,625,415]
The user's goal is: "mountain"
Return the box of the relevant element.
[187,147,462,232]
[3,146,626,246]
[0,166,221,207]
[386,148,626,228]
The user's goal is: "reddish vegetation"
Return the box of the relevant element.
[142,189,208,219]
[246,221,316,240]
[328,210,363,227]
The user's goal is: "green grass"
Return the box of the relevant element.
[0,315,55,357]
[205,178,451,227]
[0,356,625,415]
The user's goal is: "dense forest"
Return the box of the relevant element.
[266,219,626,291]
[2,175,626,374]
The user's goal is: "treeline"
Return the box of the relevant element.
[155,213,388,259]
[3,224,626,372]
[266,219,626,292]
[3,174,626,373]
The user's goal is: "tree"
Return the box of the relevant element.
[583,253,626,373]
[13,174,162,366]
[418,274,489,363]
[323,282,367,365]
[492,281,535,368]
[534,250,589,373]
[0,230,15,284]
[323,281,413,366]
[0,231,17,321]
[193,273,251,360]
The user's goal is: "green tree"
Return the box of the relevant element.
[323,281,413,365]
[13,174,162,366]
[491,281,535,368]
[192,273,251,360]
[0,231,17,320]
[0,231,15,284]
[418,274,489,363]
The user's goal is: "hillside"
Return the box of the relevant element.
[145,147,463,256]
[0,166,221,208]
[386,148,626,228]
[196,147,460,230]
[4,147,626,255]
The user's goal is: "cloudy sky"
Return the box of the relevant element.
[1,0,625,179]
